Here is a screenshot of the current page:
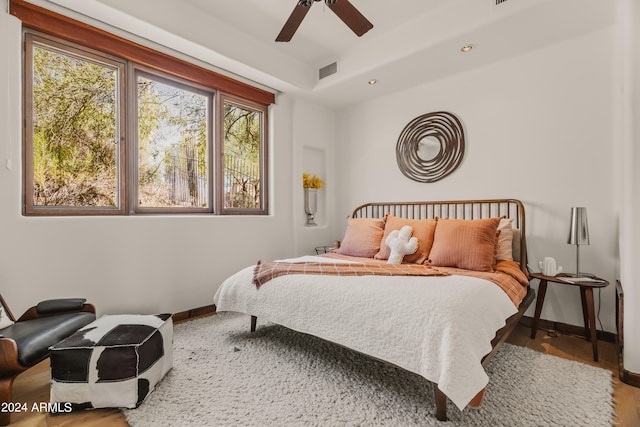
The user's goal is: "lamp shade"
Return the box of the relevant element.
[567,207,589,245]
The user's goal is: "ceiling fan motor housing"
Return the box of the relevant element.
[299,0,337,7]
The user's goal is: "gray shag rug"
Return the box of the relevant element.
[124,312,614,426]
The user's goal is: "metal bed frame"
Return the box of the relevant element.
[351,198,534,420]
[352,198,528,274]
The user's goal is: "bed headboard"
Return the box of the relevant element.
[351,199,528,273]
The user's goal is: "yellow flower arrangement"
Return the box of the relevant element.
[302,173,325,189]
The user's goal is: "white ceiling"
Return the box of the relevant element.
[182,0,450,67]
[42,0,615,108]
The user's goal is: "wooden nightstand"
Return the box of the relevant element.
[529,272,609,361]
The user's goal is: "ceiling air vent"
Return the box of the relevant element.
[319,61,338,80]
[495,0,509,5]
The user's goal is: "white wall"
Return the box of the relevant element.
[290,99,341,256]
[619,0,640,374]
[334,27,618,333]
[0,10,335,317]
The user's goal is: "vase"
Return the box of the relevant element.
[304,188,317,226]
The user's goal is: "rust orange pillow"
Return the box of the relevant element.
[375,215,437,264]
[429,217,501,272]
[336,217,386,258]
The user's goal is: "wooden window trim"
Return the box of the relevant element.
[17,0,271,216]
[9,0,275,106]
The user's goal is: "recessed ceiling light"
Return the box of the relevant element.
[368,79,378,85]
[461,44,474,53]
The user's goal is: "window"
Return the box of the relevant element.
[27,38,124,212]
[136,72,212,212]
[17,0,272,216]
[221,95,267,213]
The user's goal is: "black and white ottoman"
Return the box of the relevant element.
[49,313,173,409]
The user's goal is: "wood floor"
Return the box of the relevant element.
[6,320,640,426]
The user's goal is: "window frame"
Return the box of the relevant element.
[218,93,269,216]
[132,67,215,215]
[23,33,128,216]
[14,0,273,216]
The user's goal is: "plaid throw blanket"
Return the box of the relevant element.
[251,256,529,307]
[436,260,530,306]
[252,260,449,288]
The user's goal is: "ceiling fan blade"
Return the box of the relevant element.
[276,2,312,42]
[327,0,373,37]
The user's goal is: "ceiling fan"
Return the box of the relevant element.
[276,0,373,42]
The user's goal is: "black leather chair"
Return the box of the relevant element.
[0,294,96,425]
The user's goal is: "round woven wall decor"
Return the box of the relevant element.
[396,111,465,183]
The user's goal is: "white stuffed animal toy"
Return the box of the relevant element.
[385,225,419,264]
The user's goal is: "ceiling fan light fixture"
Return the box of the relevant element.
[460,44,474,53]
[277,0,373,42]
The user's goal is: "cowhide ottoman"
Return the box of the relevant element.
[49,313,173,409]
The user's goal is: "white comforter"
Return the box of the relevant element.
[213,256,517,410]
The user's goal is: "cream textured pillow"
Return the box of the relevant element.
[496,217,513,261]
[336,217,386,258]
[429,217,501,272]
[375,215,437,264]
